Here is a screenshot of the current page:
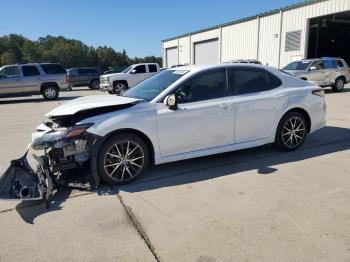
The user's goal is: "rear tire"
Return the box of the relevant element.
[97,133,150,185]
[89,79,100,90]
[332,77,345,92]
[42,86,59,100]
[275,112,307,151]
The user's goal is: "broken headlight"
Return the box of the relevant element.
[32,123,94,150]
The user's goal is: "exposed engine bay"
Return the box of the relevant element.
[0,100,138,204]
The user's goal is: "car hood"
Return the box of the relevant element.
[283,70,306,76]
[100,72,127,78]
[46,95,142,117]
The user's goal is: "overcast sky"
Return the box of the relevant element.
[0,0,299,57]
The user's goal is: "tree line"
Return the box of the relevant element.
[0,34,162,71]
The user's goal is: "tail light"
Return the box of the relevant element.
[312,89,325,97]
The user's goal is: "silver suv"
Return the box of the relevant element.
[283,57,350,92]
[0,63,69,100]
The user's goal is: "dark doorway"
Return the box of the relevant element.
[307,11,350,65]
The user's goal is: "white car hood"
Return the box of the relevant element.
[46,95,142,117]
[101,72,127,78]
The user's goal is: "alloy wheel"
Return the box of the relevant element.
[45,87,57,99]
[103,140,145,182]
[281,116,306,149]
[336,79,344,89]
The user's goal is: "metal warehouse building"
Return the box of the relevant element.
[162,0,350,68]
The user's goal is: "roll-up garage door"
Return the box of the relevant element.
[194,38,219,65]
[166,47,178,67]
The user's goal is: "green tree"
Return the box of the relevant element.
[0,34,162,69]
[1,51,17,65]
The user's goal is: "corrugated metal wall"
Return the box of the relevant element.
[221,19,259,62]
[162,0,350,68]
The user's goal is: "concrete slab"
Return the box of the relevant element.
[0,192,155,262]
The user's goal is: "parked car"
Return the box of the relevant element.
[228,59,262,65]
[66,67,102,90]
[0,63,68,100]
[0,64,327,200]
[282,57,350,92]
[100,63,160,94]
[103,69,119,75]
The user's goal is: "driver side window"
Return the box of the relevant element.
[0,66,20,78]
[310,61,324,70]
[175,69,227,103]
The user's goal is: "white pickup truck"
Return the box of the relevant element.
[99,63,160,94]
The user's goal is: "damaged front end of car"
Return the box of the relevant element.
[0,120,102,202]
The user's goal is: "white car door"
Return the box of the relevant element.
[129,65,149,87]
[156,69,235,156]
[230,67,289,143]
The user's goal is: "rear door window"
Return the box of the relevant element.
[323,59,338,69]
[22,65,40,76]
[230,68,281,95]
[41,64,66,74]
[148,64,158,73]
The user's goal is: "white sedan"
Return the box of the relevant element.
[0,64,326,200]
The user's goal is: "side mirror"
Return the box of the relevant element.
[130,69,136,74]
[309,66,317,71]
[164,94,178,110]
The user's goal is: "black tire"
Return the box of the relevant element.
[107,89,115,94]
[113,81,127,94]
[332,77,345,92]
[42,85,59,100]
[275,111,307,151]
[97,133,150,185]
[89,79,100,90]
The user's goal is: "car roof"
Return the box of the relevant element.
[169,63,268,72]
[3,62,61,67]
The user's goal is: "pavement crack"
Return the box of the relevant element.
[117,193,162,262]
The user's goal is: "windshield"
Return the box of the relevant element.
[123,69,189,101]
[122,65,132,73]
[283,61,312,71]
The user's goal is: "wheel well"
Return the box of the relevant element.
[90,78,99,83]
[284,108,311,133]
[40,82,59,93]
[113,80,128,88]
[300,77,307,81]
[102,128,155,165]
[336,75,346,82]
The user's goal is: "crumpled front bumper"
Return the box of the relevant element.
[0,152,52,201]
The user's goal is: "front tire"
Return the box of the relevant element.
[275,112,307,151]
[332,77,345,92]
[114,81,127,95]
[42,86,59,100]
[97,134,150,185]
[89,79,100,90]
